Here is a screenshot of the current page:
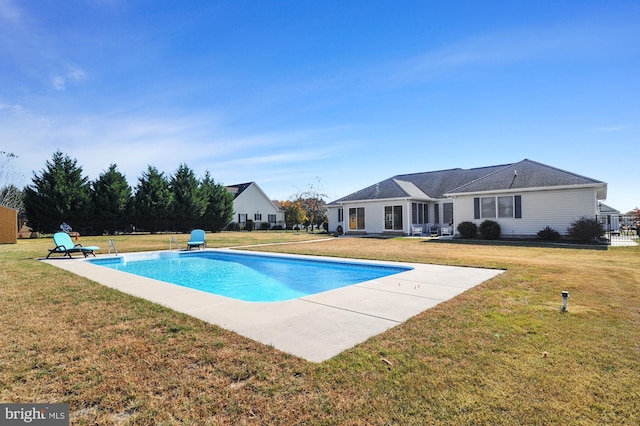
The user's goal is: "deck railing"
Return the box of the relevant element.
[597,214,639,246]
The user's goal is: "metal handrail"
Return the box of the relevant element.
[107,239,118,255]
[169,236,181,251]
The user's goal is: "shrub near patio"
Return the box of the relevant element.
[1,234,639,424]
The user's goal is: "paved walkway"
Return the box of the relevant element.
[42,250,503,362]
[610,237,638,247]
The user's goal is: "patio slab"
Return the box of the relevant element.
[42,250,503,362]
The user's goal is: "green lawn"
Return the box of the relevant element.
[1,232,638,425]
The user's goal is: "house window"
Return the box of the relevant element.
[412,203,428,224]
[385,205,403,230]
[434,203,440,224]
[254,213,262,221]
[268,214,276,223]
[443,203,453,224]
[238,214,247,225]
[481,197,496,218]
[349,207,365,230]
[498,196,513,218]
[475,195,522,219]
[338,208,343,222]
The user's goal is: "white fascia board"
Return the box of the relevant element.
[332,196,429,206]
[444,183,607,198]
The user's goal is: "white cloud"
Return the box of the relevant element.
[0,102,23,112]
[385,20,640,86]
[588,125,629,133]
[1,106,350,196]
[51,68,87,90]
[52,76,66,90]
[218,152,316,167]
[0,0,21,23]
[68,68,87,81]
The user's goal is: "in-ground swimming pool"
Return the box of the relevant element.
[88,250,412,302]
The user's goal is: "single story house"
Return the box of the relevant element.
[326,159,608,238]
[227,182,286,230]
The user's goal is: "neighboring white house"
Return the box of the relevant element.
[327,159,608,238]
[598,202,620,234]
[226,182,285,230]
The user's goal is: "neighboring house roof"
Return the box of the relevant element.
[598,202,620,214]
[329,159,606,204]
[226,182,253,199]
[226,181,285,212]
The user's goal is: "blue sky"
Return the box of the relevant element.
[1,1,638,212]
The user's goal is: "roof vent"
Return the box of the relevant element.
[514,169,517,176]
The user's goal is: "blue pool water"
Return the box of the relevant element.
[88,251,411,302]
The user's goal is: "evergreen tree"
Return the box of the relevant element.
[201,171,234,232]
[92,164,132,234]
[23,151,91,233]
[132,165,172,233]
[169,164,206,232]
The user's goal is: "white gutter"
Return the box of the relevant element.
[444,183,607,198]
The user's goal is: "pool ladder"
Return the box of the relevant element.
[107,239,118,255]
[169,236,181,251]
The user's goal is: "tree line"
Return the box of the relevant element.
[22,151,234,235]
[6,150,330,236]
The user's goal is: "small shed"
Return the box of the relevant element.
[0,205,18,244]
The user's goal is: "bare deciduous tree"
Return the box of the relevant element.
[0,151,23,209]
[291,178,328,231]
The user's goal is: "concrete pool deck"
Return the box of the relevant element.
[42,249,504,362]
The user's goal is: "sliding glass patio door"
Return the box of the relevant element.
[349,207,365,231]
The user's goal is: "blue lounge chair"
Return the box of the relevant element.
[47,232,100,258]
[187,229,206,250]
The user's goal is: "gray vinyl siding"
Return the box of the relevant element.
[327,207,342,233]
[454,187,599,236]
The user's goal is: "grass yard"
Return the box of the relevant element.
[1,232,639,425]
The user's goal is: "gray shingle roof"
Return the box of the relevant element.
[226,182,253,199]
[329,159,605,204]
[446,159,604,194]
